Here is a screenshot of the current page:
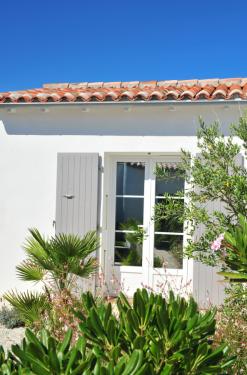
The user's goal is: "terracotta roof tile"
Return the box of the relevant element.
[1,78,247,104]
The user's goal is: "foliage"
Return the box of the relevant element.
[217,214,247,281]
[120,219,147,247]
[214,284,247,374]
[16,228,99,290]
[75,288,234,374]
[0,306,24,329]
[4,291,49,329]
[119,219,146,266]
[153,256,162,268]
[154,116,247,268]
[0,328,147,374]
[4,229,99,333]
[122,248,141,266]
[155,164,185,180]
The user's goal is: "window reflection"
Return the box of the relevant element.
[154,163,184,269]
[155,165,184,196]
[115,232,142,266]
[154,198,184,233]
[115,197,144,230]
[117,162,145,196]
[115,162,145,266]
[154,235,183,269]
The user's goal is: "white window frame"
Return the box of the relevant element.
[102,153,190,290]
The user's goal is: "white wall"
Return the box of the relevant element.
[0,102,246,297]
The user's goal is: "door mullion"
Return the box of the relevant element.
[142,160,150,287]
[148,159,156,287]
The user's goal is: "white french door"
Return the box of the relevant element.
[105,155,188,296]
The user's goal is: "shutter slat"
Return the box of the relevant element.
[55,153,99,236]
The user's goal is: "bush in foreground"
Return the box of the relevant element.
[0,289,234,374]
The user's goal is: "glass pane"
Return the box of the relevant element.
[117,162,145,196]
[154,234,183,269]
[154,198,184,233]
[155,164,184,196]
[115,197,144,230]
[114,232,142,266]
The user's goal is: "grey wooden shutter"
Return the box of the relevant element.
[193,153,244,307]
[55,153,99,236]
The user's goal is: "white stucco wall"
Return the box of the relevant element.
[0,101,246,298]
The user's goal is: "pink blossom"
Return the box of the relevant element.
[211,233,224,251]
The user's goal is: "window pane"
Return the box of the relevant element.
[155,165,184,196]
[154,198,184,233]
[115,197,144,230]
[154,234,183,269]
[117,162,145,196]
[115,232,142,266]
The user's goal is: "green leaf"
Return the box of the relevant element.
[160,364,173,375]
[89,308,105,337]
[16,261,45,282]
[218,271,247,280]
[48,337,60,372]
[122,350,144,375]
[25,329,46,355]
[58,329,73,354]
[65,347,78,375]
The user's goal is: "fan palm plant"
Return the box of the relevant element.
[4,229,99,327]
[16,228,99,290]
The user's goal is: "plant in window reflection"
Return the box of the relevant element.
[154,192,184,267]
[155,163,186,180]
[154,193,184,232]
[118,219,147,266]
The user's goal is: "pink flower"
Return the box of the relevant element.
[211,233,224,251]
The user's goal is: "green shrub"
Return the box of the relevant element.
[218,214,247,282]
[0,328,147,374]
[77,288,234,374]
[0,306,24,329]
[214,284,247,374]
[0,289,235,374]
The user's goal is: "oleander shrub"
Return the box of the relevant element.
[0,305,24,329]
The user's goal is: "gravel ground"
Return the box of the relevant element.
[0,325,25,352]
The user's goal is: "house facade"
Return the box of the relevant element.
[0,78,246,306]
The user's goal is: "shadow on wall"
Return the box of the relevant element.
[0,103,246,136]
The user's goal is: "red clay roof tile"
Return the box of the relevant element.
[1,78,247,104]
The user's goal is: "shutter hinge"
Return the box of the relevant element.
[98,165,104,173]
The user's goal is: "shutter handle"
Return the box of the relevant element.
[63,194,74,199]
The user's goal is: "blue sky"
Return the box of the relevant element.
[1,0,247,91]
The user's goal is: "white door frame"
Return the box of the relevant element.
[102,153,191,296]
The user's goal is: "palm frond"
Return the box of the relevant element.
[16,261,45,282]
[4,290,49,324]
[69,256,98,278]
[28,228,50,251]
[51,231,99,261]
[23,229,55,272]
